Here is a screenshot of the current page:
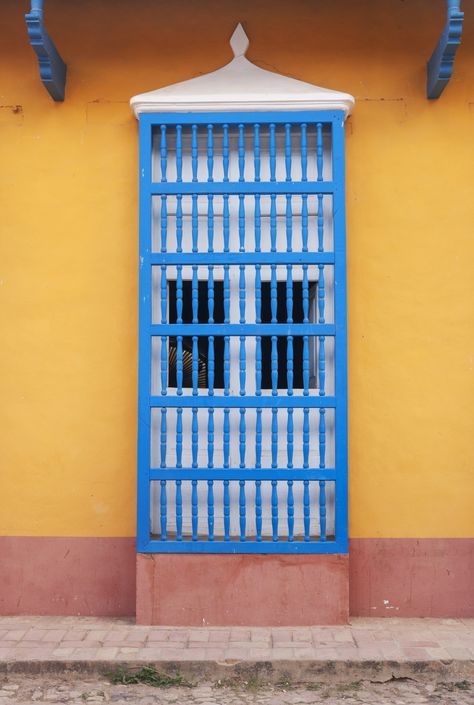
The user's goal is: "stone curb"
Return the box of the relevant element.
[0,659,473,684]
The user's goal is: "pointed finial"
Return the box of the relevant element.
[230,23,249,58]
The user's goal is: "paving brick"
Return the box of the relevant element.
[147,630,172,641]
[0,616,472,673]
[168,632,189,643]
[401,647,431,660]
[188,631,210,642]
[209,631,231,642]
[22,630,49,641]
[229,629,251,642]
[223,647,252,659]
[4,631,27,641]
[41,630,67,642]
[62,631,87,642]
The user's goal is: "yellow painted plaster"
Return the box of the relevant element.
[0,0,473,537]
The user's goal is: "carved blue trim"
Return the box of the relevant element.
[25,0,67,101]
[427,0,464,99]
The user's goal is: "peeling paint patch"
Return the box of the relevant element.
[0,105,24,125]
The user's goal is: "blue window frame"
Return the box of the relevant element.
[137,111,348,553]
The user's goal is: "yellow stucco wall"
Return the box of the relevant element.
[1,0,473,538]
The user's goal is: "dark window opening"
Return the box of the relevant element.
[260,281,317,389]
[168,280,224,389]
[167,279,317,390]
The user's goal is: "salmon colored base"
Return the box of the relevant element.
[349,538,474,618]
[136,553,349,625]
[1,538,473,620]
[0,537,135,616]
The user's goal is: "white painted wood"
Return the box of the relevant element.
[131,24,354,117]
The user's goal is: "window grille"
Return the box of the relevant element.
[138,111,348,553]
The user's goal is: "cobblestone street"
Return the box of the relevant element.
[0,675,472,705]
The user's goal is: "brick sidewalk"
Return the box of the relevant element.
[0,616,473,682]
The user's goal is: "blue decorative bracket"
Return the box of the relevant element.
[25,0,67,101]
[427,0,464,99]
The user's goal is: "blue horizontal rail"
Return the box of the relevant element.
[151,324,335,336]
[150,182,335,195]
[145,540,342,553]
[150,396,336,408]
[140,110,343,126]
[149,468,337,481]
[150,252,335,265]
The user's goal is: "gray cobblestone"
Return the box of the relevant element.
[0,675,472,705]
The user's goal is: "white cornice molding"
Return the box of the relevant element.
[130,24,355,119]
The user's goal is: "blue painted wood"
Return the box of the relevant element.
[239,478,246,541]
[207,124,214,181]
[160,479,167,540]
[141,111,340,126]
[192,407,198,466]
[160,266,167,396]
[303,479,310,542]
[223,196,230,251]
[208,197,214,252]
[191,196,198,253]
[223,478,230,541]
[301,124,308,182]
[151,252,334,265]
[270,124,277,182]
[302,196,309,252]
[207,404,215,540]
[255,409,262,467]
[271,479,278,542]
[160,408,167,468]
[254,124,261,182]
[254,197,261,252]
[176,202,183,261]
[316,122,323,181]
[160,197,167,253]
[223,125,230,182]
[192,478,198,541]
[191,125,198,182]
[152,323,335,336]
[208,267,214,321]
[271,409,278,467]
[176,125,183,182]
[427,0,464,99]
[286,196,292,252]
[147,540,343,553]
[138,111,348,554]
[238,124,245,181]
[176,478,182,541]
[150,396,336,409]
[208,336,215,394]
[319,408,327,541]
[285,123,292,181]
[332,114,349,553]
[287,409,294,469]
[137,117,153,551]
[208,478,214,541]
[287,480,294,541]
[176,265,183,394]
[160,126,167,182]
[239,409,246,468]
[287,335,294,396]
[255,479,262,541]
[25,0,67,101]
[150,468,337,481]
[176,408,183,468]
[151,182,335,195]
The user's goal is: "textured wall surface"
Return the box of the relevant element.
[0,0,473,616]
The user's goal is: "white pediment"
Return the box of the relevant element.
[131,24,354,119]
